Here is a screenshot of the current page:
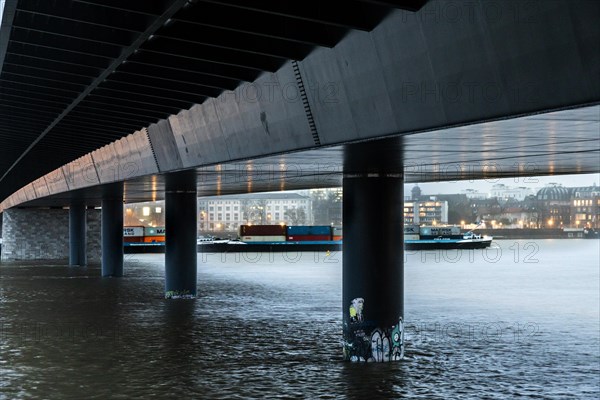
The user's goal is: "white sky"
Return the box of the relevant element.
[411,173,600,195]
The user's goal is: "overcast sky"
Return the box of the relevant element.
[410,173,600,195]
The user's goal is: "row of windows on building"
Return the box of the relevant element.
[203,212,290,221]
[197,196,312,230]
[206,204,298,212]
[205,199,305,204]
[403,201,449,225]
[573,199,598,207]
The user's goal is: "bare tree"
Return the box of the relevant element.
[241,199,268,224]
[284,207,307,225]
[311,189,342,225]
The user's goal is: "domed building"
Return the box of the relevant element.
[535,184,572,228]
[536,185,571,201]
[411,185,422,200]
[534,184,600,228]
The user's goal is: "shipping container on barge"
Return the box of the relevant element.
[404,225,493,250]
[199,225,343,252]
[124,226,166,253]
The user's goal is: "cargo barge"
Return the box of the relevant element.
[404,225,493,250]
[198,225,342,252]
[123,224,343,253]
[122,224,491,253]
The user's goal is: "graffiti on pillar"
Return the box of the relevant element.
[391,318,405,361]
[370,329,391,362]
[344,298,404,362]
[349,297,364,323]
[165,289,195,299]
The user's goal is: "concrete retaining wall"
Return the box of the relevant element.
[0,208,101,262]
[87,209,101,263]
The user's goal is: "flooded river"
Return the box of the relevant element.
[1,239,598,399]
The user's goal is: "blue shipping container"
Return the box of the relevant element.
[287,225,331,235]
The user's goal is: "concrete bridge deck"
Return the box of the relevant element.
[0,0,599,209]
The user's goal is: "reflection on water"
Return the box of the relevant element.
[0,240,598,399]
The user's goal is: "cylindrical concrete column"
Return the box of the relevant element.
[69,203,87,266]
[165,170,197,299]
[342,138,405,362]
[101,184,123,277]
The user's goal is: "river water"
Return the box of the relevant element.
[0,239,598,399]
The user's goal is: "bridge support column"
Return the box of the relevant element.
[69,203,87,266]
[165,171,197,299]
[342,138,405,362]
[101,184,123,277]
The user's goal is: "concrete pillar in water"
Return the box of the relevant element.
[69,203,87,266]
[165,170,197,299]
[101,184,124,277]
[342,138,405,362]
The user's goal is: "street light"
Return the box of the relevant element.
[547,219,553,226]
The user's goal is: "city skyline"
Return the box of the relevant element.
[120,173,600,205]
[409,173,599,195]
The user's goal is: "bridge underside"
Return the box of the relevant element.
[0,0,426,203]
[1,0,599,210]
[10,104,599,208]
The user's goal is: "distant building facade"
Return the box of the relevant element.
[461,189,488,200]
[535,184,600,228]
[198,193,312,232]
[489,184,533,201]
[570,186,600,228]
[404,199,448,225]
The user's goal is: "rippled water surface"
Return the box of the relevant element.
[1,239,598,399]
